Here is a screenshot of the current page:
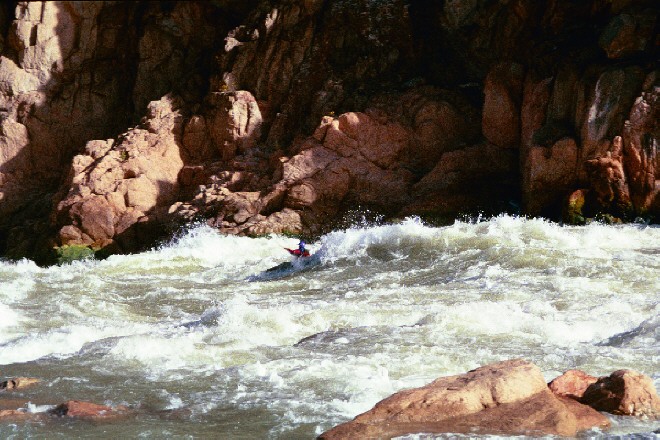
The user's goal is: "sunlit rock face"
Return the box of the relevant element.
[54,95,185,252]
[0,0,657,261]
[318,360,612,439]
[0,1,246,259]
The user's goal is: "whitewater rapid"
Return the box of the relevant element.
[1,216,659,438]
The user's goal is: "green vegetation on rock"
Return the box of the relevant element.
[54,245,95,265]
[564,191,587,225]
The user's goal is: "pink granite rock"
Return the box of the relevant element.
[581,370,660,418]
[319,359,610,439]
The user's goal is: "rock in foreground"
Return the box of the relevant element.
[581,370,660,418]
[319,359,610,439]
[548,369,598,400]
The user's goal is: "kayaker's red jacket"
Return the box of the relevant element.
[286,248,310,257]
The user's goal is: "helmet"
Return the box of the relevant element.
[299,240,305,246]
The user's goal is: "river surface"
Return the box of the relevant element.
[1,216,659,439]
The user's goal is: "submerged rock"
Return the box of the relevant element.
[319,359,610,439]
[0,399,130,422]
[48,400,129,419]
[0,377,40,391]
[0,409,39,421]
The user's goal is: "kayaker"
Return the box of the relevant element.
[286,240,310,257]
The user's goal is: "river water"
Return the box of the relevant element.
[1,216,659,439]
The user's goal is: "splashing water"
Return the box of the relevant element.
[1,216,659,438]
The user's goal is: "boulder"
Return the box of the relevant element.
[286,110,414,218]
[171,106,417,237]
[558,396,613,433]
[0,377,40,391]
[319,359,610,439]
[49,400,128,419]
[0,399,127,422]
[336,112,409,169]
[549,370,598,400]
[398,87,480,171]
[68,195,116,241]
[581,370,660,418]
[0,409,36,421]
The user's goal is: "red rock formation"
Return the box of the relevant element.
[319,359,610,439]
[623,77,659,215]
[205,91,263,162]
[0,1,244,261]
[0,0,657,261]
[585,136,633,217]
[524,138,580,217]
[580,67,645,163]
[170,105,417,237]
[53,95,184,252]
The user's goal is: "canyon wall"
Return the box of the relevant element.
[0,0,657,263]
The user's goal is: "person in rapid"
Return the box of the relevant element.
[286,240,310,257]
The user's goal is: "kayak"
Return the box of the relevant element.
[265,261,295,272]
[267,254,317,273]
[249,254,320,281]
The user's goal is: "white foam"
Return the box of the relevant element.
[108,331,214,372]
[318,217,435,262]
[0,259,40,303]
[0,305,23,330]
[26,402,55,413]
[0,325,108,365]
[0,216,658,438]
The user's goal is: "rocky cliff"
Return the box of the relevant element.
[0,0,657,263]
